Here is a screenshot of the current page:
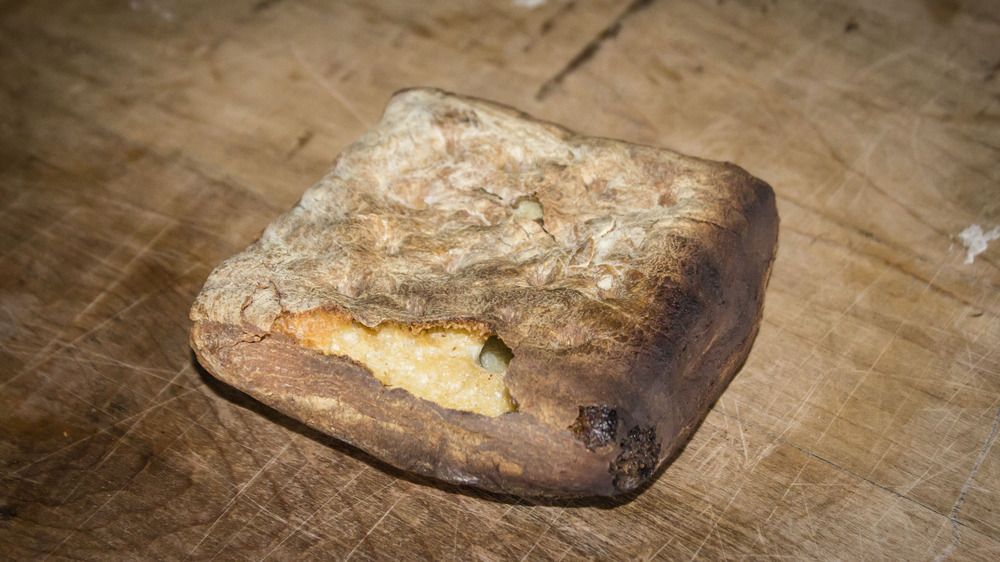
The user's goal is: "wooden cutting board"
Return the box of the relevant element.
[2,0,999,559]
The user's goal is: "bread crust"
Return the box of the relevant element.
[190,88,778,497]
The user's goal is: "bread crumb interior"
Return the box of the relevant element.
[274,310,516,416]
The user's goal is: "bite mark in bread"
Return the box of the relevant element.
[273,309,517,416]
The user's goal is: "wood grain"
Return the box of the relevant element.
[2,0,998,559]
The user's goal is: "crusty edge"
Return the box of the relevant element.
[191,320,620,496]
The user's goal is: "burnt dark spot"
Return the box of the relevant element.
[609,426,661,492]
[844,17,859,32]
[659,282,703,326]
[569,405,618,450]
[0,504,15,521]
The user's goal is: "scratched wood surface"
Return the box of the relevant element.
[2,0,999,559]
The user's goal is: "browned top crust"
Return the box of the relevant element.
[190,87,778,497]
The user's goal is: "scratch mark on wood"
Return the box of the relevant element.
[57,367,194,504]
[344,492,406,561]
[868,443,895,477]
[38,390,208,561]
[949,405,1000,517]
[554,543,574,561]
[4,388,195,479]
[779,217,993,316]
[536,0,655,100]
[0,221,174,393]
[786,268,887,383]
[645,536,674,561]
[42,454,152,561]
[814,324,900,446]
[923,518,950,559]
[763,462,808,526]
[260,466,370,560]
[497,497,523,521]
[735,402,749,464]
[904,351,999,493]
[519,507,564,561]
[187,440,294,559]
[407,485,528,536]
[56,346,199,389]
[293,476,400,544]
[0,202,78,270]
[934,521,961,561]
[177,413,300,461]
[775,371,825,441]
[211,451,315,558]
[89,218,175,325]
[713,408,1000,545]
[689,477,746,561]
[983,395,1000,417]
[800,488,818,544]
[290,45,371,128]
[452,502,458,560]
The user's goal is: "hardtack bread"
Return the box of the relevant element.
[190,88,778,496]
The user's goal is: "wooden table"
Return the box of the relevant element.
[3,0,999,559]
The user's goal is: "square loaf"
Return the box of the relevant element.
[191,88,778,497]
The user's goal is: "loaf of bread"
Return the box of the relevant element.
[190,88,778,496]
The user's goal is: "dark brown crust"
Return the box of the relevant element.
[190,87,779,497]
[191,321,618,495]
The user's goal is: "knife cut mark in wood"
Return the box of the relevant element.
[187,440,296,559]
[291,45,372,128]
[211,448,316,559]
[343,487,407,561]
[950,406,1000,517]
[42,388,204,560]
[713,407,1000,545]
[536,0,656,100]
[519,507,565,562]
[0,221,175,393]
[261,466,369,560]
